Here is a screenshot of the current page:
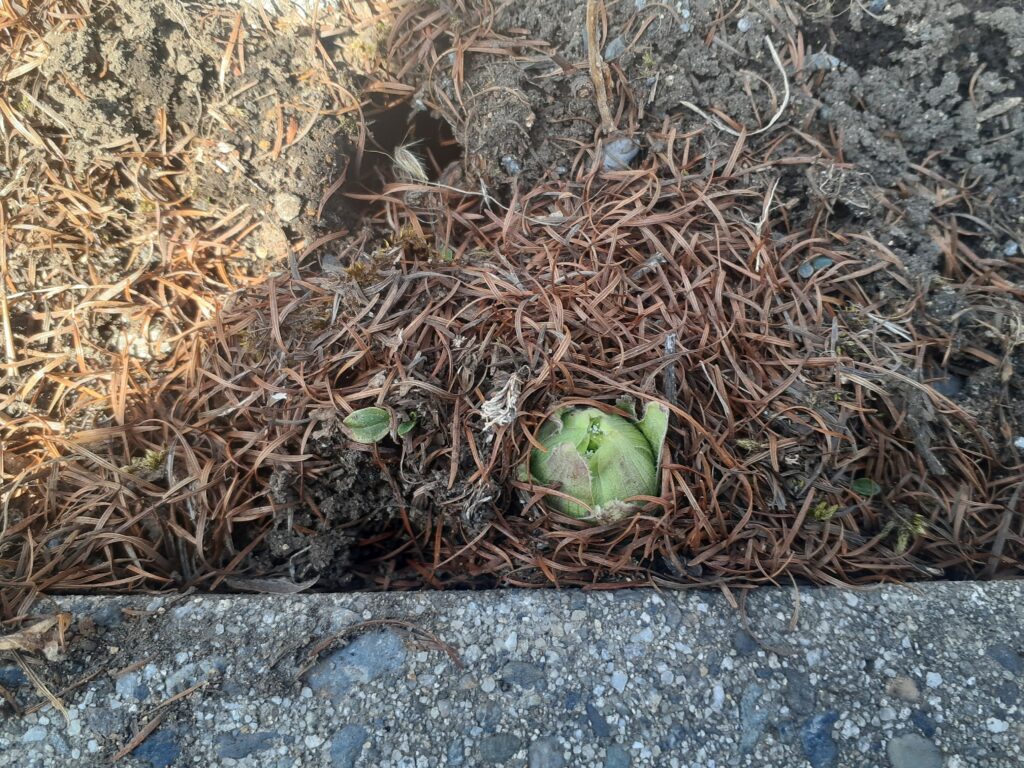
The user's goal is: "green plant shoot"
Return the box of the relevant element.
[524,402,669,522]
[343,407,391,444]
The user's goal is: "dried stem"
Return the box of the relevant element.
[585,0,616,134]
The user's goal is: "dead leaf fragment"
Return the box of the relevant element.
[0,613,72,661]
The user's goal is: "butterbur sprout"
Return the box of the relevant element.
[523,401,670,522]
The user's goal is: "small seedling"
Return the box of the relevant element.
[881,514,928,554]
[121,449,167,475]
[397,412,418,437]
[811,500,839,521]
[343,407,417,444]
[342,407,391,444]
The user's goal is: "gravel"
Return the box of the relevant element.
[528,736,566,768]
[800,711,839,768]
[0,582,1021,767]
[987,644,1023,675]
[887,733,943,768]
[131,728,180,768]
[479,733,523,763]
[214,731,278,760]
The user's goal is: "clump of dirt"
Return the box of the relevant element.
[2,0,361,429]
[243,418,401,589]
[39,1,203,167]
[427,0,1024,227]
[0,0,374,614]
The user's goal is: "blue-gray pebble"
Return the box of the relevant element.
[603,138,640,171]
[330,724,369,768]
[800,712,839,768]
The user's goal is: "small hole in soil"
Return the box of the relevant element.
[803,13,904,69]
[333,97,461,220]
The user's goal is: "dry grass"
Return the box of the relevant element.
[1,0,1022,628]
[0,0,323,621]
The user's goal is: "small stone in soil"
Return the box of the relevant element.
[610,670,628,693]
[305,630,407,701]
[986,644,1022,675]
[986,718,1009,734]
[21,726,47,743]
[131,729,181,768]
[0,665,28,688]
[603,138,640,171]
[739,683,769,752]
[732,630,758,655]
[215,731,277,760]
[500,661,545,689]
[910,710,937,738]
[501,155,522,175]
[603,36,626,60]
[785,669,817,715]
[586,700,611,738]
[329,725,368,768]
[273,192,303,223]
[447,738,465,766]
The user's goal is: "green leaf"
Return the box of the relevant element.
[851,478,882,497]
[397,413,418,437]
[636,402,670,463]
[343,407,391,444]
[614,395,638,420]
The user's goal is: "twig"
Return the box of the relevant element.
[585,0,616,134]
[110,713,165,764]
[0,202,15,381]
